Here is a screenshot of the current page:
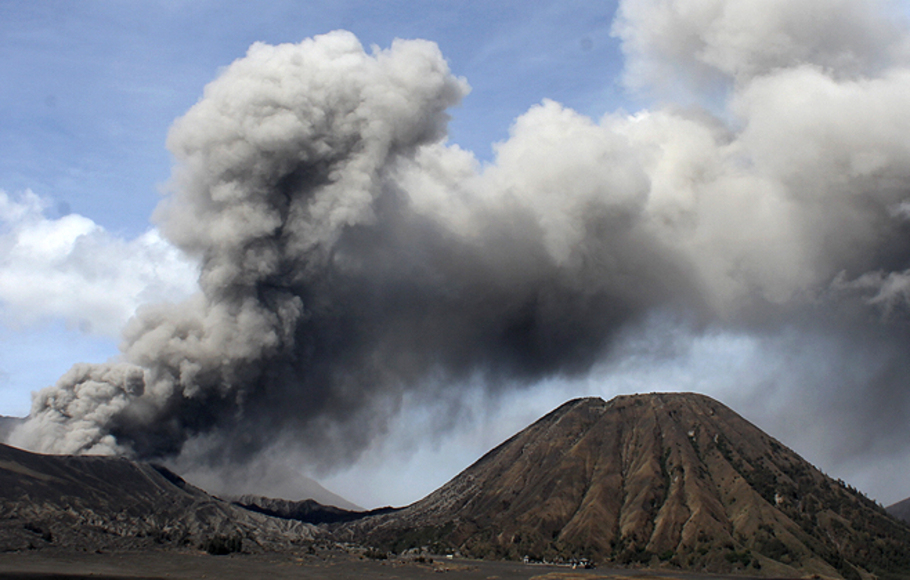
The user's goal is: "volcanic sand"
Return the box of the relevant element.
[0,549,767,580]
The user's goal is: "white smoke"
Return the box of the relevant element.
[613,0,910,98]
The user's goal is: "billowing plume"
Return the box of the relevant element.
[614,0,910,97]
[13,31,473,459]
[12,0,910,487]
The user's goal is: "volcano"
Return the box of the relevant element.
[0,442,317,552]
[341,393,910,578]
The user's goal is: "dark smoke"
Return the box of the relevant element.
[12,1,910,496]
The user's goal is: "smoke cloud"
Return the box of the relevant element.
[11,2,910,496]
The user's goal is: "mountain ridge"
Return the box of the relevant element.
[0,441,318,552]
[888,497,910,525]
[232,494,400,525]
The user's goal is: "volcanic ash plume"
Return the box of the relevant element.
[12,0,910,482]
[12,31,470,459]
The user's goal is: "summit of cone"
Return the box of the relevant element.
[341,392,910,579]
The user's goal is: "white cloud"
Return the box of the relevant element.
[0,190,198,338]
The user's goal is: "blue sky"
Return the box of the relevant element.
[0,1,627,236]
[2,0,910,509]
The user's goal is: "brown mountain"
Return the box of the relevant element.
[888,497,910,525]
[0,442,317,553]
[340,393,910,579]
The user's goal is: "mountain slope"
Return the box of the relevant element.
[182,468,362,511]
[888,497,910,525]
[234,494,399,525]
[341,393,910,579]
[0,442,317,552]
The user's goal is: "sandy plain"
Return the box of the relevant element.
[0,548,769,580]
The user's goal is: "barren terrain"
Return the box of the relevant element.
[3,394,909,580]
[0,548,765,580]
[343,394,910,578]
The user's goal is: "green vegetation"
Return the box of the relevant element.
[621,548,653,564]
[200,533,242,555]
[724,549,753,566]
